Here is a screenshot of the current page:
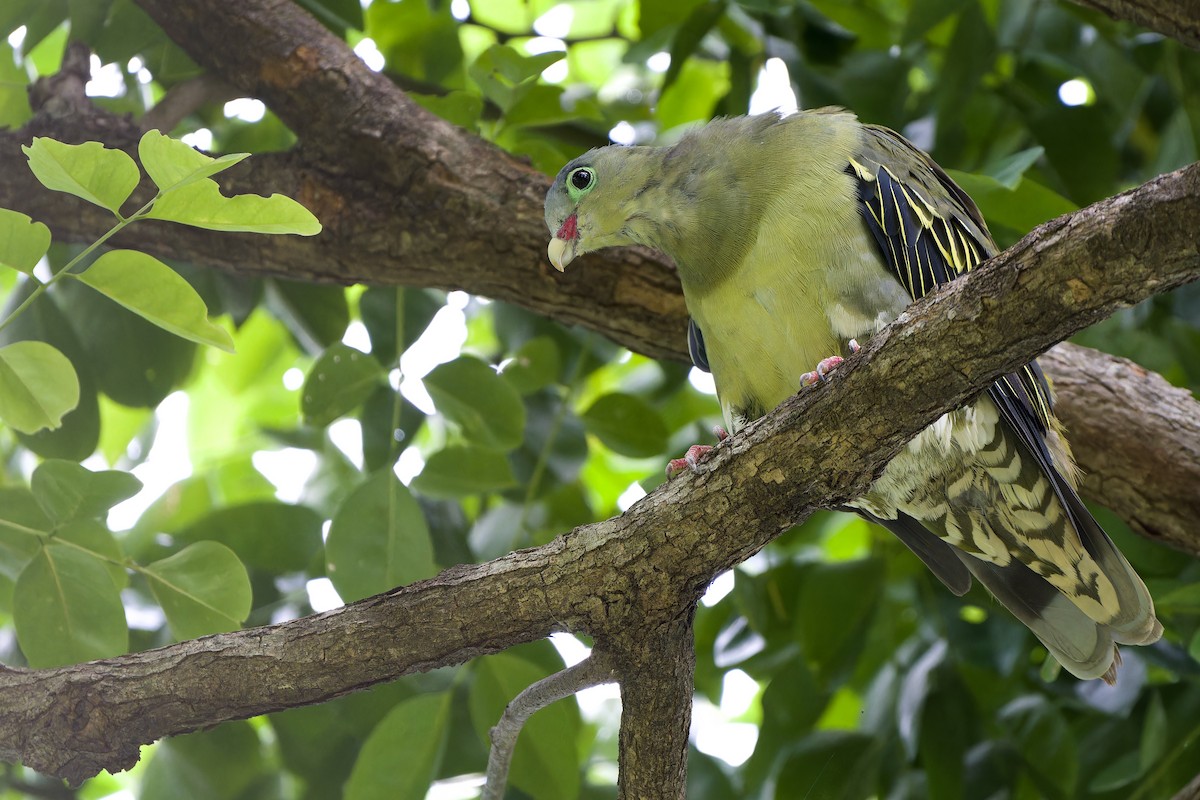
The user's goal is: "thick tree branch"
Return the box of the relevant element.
[0,145,1196,784]
[1042,344,1200,554]
[616,615,695,798]
[1068,0,1200,48]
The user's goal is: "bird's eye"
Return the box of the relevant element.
[567,167,595,199]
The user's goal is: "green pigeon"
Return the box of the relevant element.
[544,109,1161,683]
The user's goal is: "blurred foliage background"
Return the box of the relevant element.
[1,0,1200,798]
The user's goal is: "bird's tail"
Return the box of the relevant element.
[955,484,1161,683]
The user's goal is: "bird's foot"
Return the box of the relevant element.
[666,426,729,478]
[799,339,861,387]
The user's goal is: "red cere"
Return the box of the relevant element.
[556,214,578,241]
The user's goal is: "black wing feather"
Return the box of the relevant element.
[848,131,1057,458]
[688,318,710,373]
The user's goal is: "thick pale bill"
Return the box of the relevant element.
[547,237,573,272]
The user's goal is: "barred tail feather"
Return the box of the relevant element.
[956,551,1119,681]
[1058,487,1163,646]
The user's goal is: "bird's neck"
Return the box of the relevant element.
[624,136,773,296]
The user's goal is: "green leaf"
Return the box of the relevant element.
[138,129,250,193]
[141,722,268,800]
[360,386,425,472]
[1000,695,1078,798]
[67,0,112,40]
[900,0,971,44]
[1140,691,1167,771]
[301,343,385,427]
[424,356,526,451]
[14,543,127,667]
[296,0,364,31]
[947,170,1076,233]
[0,208,51,274]
[641,0,705,36]
[22,137,140,214]
[581,392,668,458]
[742,657,827,793]
[480,44,563,85]
[795,558,884,680]
[266,278,351,355]
[31,459,142,524]
[178,501,324,573]
[504,85,583,129]
[345,692,451,800]
[656,57,729,133]
[411,445,518,498]
[146,178,321,235]
[1089,750,1143,793]
[469,654,582,800]
[0,340,80,433]
[144,541,252,640]
[0,40,32,127]
[325,470,435,601]
[408,91,484,131]
[1153,582,1200,613]
[774,731,878,800]
[984,146,1046,189]
[469,45,564,110]
[919,673,971,800]
[0,279,100,458]
[661,1,727,94]
[1189,630,1200,665]
[365,0,462,82]
[501,336,561,395]
[73,249,235,351]
[0,487,52,579]
[54,276,197,408]
[270,682,416,799]
[53,518,128,589]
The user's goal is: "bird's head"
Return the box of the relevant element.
[544,146,655,272]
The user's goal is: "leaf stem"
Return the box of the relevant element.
[0,196,159,337]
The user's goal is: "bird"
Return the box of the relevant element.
[543,109,1161,683]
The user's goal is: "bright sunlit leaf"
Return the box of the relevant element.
[0,341,80,433]
[22,137,140,214]
[73,249,236,352]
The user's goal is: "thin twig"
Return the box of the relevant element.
[483,652,617,800]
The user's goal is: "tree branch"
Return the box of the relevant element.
[616,615,695,799]
[484,654,617,799]
[1042,344,1200,555]
[0,143,1196,784]
[1068,0,1200,48]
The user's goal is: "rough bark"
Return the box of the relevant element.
[1043,344,1200,555]
[1068,0,1200,48]
[0,148,1197,786]
[616,616,695,799]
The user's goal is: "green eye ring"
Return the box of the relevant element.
[566,167,596,201]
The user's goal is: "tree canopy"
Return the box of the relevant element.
[0,0,1199,799]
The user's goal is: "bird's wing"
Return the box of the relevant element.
[849,124,1059,475]
[850,125,1159,650]
[688,318,710,373]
